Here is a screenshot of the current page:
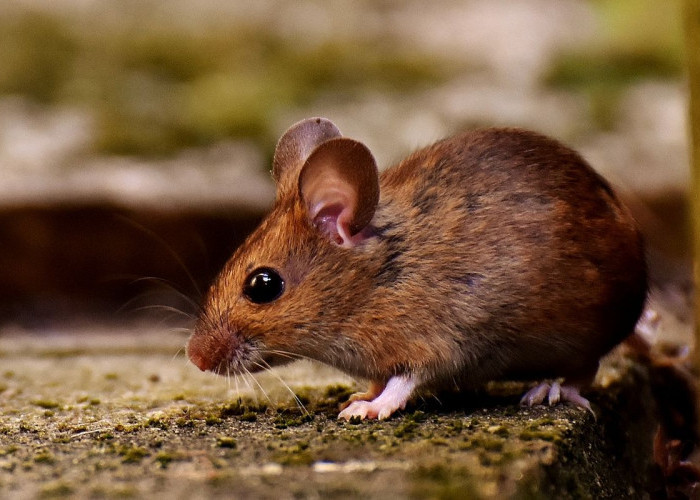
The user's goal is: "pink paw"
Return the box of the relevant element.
[520,381,594,416]
[338,400,398,420]
[337,375,417,421]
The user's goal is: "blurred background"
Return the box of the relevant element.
[0,0,689,332]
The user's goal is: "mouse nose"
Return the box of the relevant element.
[186,336,216,372]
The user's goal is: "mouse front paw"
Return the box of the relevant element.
[339,381,386,411]
[338,399,404,421]
[338,400,377,420]
[337,375,417,421]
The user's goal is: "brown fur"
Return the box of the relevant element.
[187,120,647,393]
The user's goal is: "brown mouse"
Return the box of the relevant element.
[187,117,647,420]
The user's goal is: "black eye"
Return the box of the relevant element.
[243,267,285,304]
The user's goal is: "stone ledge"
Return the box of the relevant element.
[0,330,659,498]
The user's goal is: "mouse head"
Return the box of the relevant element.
[187,118,380,376]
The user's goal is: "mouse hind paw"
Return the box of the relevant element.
[520,381,594,417]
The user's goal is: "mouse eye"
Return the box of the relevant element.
[243,267,285,304]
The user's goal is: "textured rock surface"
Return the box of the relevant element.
[0,329,658,498]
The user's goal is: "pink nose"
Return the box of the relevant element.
[186,337,215,372]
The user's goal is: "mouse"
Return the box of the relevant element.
[186,117,647,420]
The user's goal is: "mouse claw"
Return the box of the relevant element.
[560,386,595,417]
[520,381,595,417]
[547,381,561,405]
[520,382,551,406]
[338,401,371,420]
[338,400,405,421]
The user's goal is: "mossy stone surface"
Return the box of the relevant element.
[0,329,657,498]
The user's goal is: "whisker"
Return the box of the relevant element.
[129,276,201,310]
[131,304,196,321]
[116,277,201,320]
[264,349,315,364]
[240,372,258,406]
[254,360,309,416]
[172,345,185,363]
[244,368,273,407]
[263,350,301,361]
[115,293,153,316]
[115,215,204,300]
[170,326,195,336]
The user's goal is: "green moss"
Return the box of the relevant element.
[220,399,266,418]
[488,425,510,437]
[114,423,141,434]
[239,411,257,422]
[292,390,312,406]
[147,417,169,430]
[518,429,561,442]
[0,461,16,472]
[478,450,515,467]
[216,436,237,449]
[89,485,138,498]
[119,446,148,464]
[18,422,37,433]
[469,436,504,452]
[155,451,178,468]
[175,417,195,428]
[0,446,18,456]
[205,416,222,426]
[323,384,354,400]
[32,399,60,410]
[39,481,74,498]
[273,409,313,429]
[33,450,56,464]
[394,420,419,438]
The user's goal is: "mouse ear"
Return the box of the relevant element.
[272,117,342,187]
[298,137,379,248]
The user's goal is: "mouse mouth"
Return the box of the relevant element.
[205,344,293,376]
[187,321,264,376]
[210,340,260,376]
